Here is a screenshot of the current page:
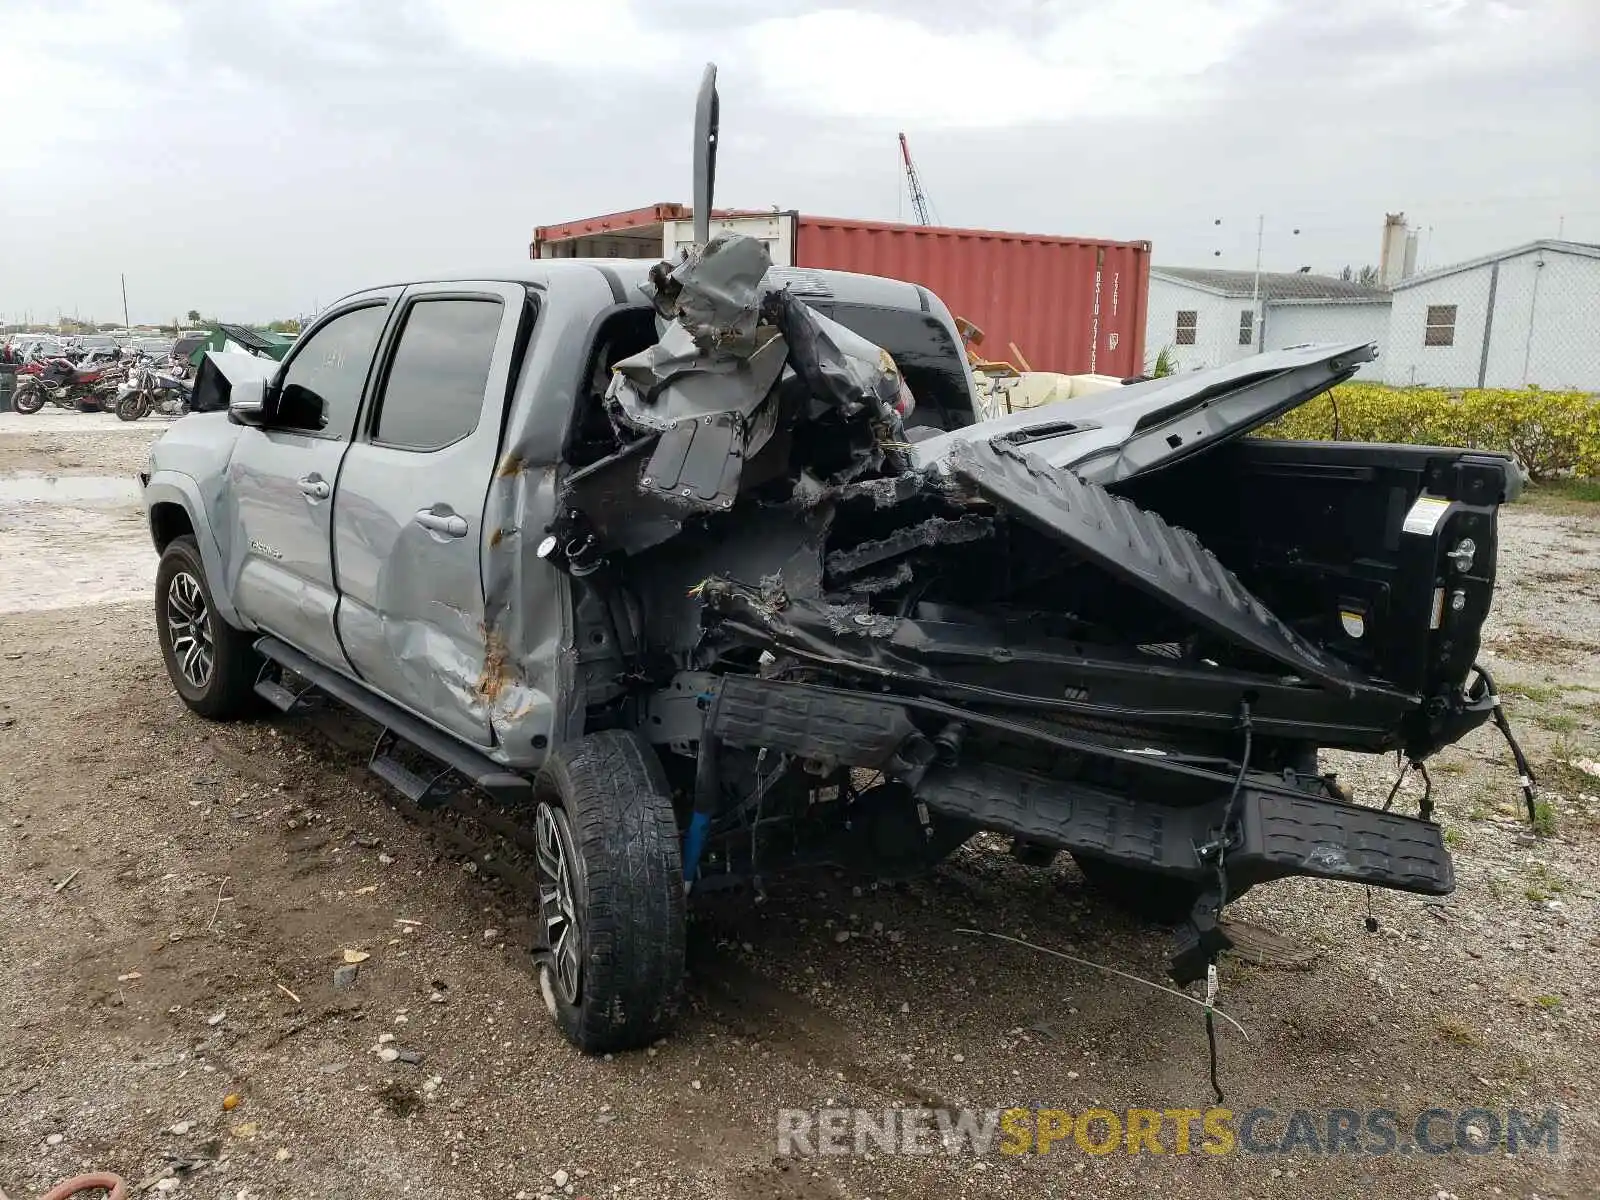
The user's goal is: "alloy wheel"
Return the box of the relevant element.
[534,800,582,1011]
[166,571,214,689]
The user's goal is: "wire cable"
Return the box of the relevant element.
[954,929,1249,1041]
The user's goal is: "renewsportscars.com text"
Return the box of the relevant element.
[776,1106,1561,1158]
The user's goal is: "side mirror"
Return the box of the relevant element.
[228,380,269,427]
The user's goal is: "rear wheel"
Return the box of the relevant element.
[533,730,685,1054]
[155,535,261,719]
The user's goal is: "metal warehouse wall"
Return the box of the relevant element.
[1144,278,1249,374]
[794,217,1150,378]
[1384,268,1496,388]
[1263,303,1389,379]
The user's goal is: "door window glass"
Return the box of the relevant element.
[373,299,503,451]
[276,304,388,439]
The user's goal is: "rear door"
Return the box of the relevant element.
[332,282,530,747]
[223,295,395,671]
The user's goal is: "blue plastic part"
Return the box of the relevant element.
[683,810,712,882]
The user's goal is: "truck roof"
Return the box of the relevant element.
[342,256,980,428]
[357,257,953,318]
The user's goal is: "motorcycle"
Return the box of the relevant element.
[12,357,127,414]
[114,363,192,421]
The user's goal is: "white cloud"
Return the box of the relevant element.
[734,1,1277,128]
[0,0,181,153]
[413,0,687,67]
[407,0,1282,127]
[1331,0,1590,87]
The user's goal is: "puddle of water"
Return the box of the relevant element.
[0,501,154,613]
[0,473,141,506]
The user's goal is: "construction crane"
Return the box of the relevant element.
[898,131,933,226]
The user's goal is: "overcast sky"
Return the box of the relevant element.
[1,0,1595,325]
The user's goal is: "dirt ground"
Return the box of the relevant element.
[2,414,1598,1199]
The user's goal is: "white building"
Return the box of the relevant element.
[1144,268,1389,376]
[1381,240,1600,390]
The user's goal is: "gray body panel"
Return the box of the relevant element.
[224,430,352,670]
[141,412,248,626]
[218,287,401,672]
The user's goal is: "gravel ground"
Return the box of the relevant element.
[1,419,1597,1199]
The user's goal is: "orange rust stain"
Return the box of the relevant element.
[475,628,511,702]
[496,453,526,478]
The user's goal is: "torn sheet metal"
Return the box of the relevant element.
[641,233,771,353]
[607,235,789,517]
[760,287,915,478]
[594,230,919,528]
[607,322,788,432]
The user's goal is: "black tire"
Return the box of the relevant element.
[12,381,44,414]
[116,392,146,421]
[1071,853,1208,925]
[154,535,262,719]
[532,731,685,1054]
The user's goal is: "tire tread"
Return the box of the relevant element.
[540,730,685,1053]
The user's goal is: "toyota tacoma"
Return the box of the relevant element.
[138,73,1529,1055]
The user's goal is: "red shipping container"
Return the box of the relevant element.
[531,206,1151,377]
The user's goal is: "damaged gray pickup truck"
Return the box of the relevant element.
[140,232,1529,1054]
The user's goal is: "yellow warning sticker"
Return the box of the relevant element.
[1402,496,1450,536]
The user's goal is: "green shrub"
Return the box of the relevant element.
[1258,383,1600,480]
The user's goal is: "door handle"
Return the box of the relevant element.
[415,509,468,538]
[297,476,330,500]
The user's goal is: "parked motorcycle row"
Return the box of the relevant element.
[2,339,193,421]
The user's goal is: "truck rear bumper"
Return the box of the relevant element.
[919,762,1453,896]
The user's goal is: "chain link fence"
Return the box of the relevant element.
[1143,243,1600,393]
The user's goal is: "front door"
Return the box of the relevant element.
[223,297,394,671]
[332,283,531,747]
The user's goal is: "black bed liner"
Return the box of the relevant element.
[947,438,1377,696]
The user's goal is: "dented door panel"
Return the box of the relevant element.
[332,283,532,749]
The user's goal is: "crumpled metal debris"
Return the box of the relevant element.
[641,233,771,354]
[759,288,914,437]
[600,232,916,523]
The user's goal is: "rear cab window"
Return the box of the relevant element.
[371,298,504,451]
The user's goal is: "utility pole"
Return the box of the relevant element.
[1241,215,1299,349]
[121,274,131,330]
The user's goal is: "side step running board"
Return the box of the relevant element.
[370,729,458,806]
[253,636,532,807]
[255,658,318,713]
